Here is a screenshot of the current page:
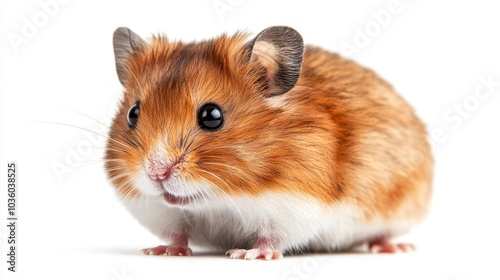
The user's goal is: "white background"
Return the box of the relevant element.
[1,0,500,279]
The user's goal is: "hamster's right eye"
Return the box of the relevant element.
[127,102,140,128]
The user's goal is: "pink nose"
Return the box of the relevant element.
[147,164,173,181]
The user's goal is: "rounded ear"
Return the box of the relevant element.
[247,26,304,96]
[113,27,146,86]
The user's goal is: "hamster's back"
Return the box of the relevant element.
[295,46,433,224]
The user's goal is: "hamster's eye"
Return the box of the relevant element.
[198,103,224,131]
[127,102,140,128]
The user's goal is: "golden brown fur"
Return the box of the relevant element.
[106,30,433,228]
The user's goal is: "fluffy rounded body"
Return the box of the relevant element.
[106,27,433,256]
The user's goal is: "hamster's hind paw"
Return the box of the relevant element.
[226,248,283,260]
[369,239,416,254]
[140,245,193,256]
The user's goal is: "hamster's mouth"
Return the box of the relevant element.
[162,191,199,206]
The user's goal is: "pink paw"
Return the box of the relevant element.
[226,248,283,260]
[369,240,416,254]
[140,245,193,256]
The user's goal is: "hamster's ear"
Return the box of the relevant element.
[113,27,146,86]
[247,26,304,96]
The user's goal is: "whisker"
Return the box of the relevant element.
[101,147,131,154]
[62,158,128,168]
[48,103,112,129]
[181,130,198,153]
[191,179,215,232]
[40,147,103,157]
[33,121,131,151]
[130,125,147,151]
[40,146,129,157]
[190,145,232,155]
[114,177,139,203]
[110,177,142,203]
[102,166,129,173]
[196,161,242,172]
[196,169,244,221]
[194,179,234,239]
[99,158,128,163]
[30,121,107,135]
[108,172,129,183]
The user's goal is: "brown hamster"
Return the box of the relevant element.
[105,26,433,260]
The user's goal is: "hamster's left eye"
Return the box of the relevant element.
[127,102,140,128]
[198,103,224,131]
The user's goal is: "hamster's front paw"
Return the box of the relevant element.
[369,238,416,253]
[226,248,283,260]
[140,245,193,256]
[227,236,283,260]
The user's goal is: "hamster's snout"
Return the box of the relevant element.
[146,161,174,181]
[142,154,204,206]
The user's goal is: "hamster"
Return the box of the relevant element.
[105,26,433,260]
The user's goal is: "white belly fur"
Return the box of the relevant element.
[119,191,414,253]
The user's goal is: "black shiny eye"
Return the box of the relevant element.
[198,103,224,131]
[127,102,140,128]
